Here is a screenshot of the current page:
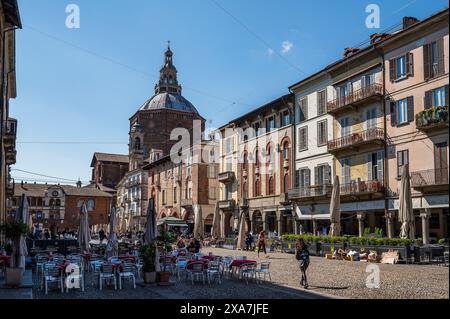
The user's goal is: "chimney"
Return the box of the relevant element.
[403,16,419,29]
[76,179,82,188]
[344,47,360,57]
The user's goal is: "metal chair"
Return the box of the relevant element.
[118,263,136,289]
[207,261,222,285]
[175,257,189,282]
[255,262,272,283]
[44,266,64,295]
[163,257,176,274]
[239,263,257,285]
[99,263,117,290]
[188,262,206,285]
[221,256,233,278]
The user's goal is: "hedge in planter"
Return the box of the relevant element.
[280,234,415,247]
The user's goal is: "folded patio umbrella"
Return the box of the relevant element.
[399,164,415,239]
[106,204,118,257]
[236,211,247,251]
[12,194,29,269]
[193,204,203,238]
[145,197,160,272]
[329,175,341,237]
[78,202,91,252]
[211,202,221,238]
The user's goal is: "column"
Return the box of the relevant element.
[312,219,317,236]
[262,212,268,232]
[220,210,225,238]
[277,211,282,235]
[357,212,366,238]
[294,219,299,235]
[385,211,395,238]
[420,209,431,245]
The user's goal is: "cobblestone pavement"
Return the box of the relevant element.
[32,248,449,299]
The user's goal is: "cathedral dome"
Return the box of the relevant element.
[139,43,199,114]
[139,92,199,113]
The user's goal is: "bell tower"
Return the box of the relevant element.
[155,42,182,95]
[129,121,145,170]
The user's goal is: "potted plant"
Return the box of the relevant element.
[0,220,29,287]
[139,244,156,284]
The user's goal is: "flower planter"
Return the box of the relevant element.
[144,272,156,284]
[5,267,24,287]
[157,271,171,283]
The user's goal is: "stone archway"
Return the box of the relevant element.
[266,211,278,233]
[204,214,214,234]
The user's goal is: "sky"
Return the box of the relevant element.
[10,0,449,185]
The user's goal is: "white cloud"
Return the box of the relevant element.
[268,48,274,56]
[281,41,294,55]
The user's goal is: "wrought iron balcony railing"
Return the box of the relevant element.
[288,184,333,199]
[327,83,383,114]
[411,168,449,188]
[340,179,383,196]
[328,127,384,153]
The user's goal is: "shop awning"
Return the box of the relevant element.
[157,216,188,227]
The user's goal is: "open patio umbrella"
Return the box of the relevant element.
[78,202,91,252]
[211,202,221,238]
[146,197,160,272]
[329,176,341,237]
[193,204,203,238]
[399,164,415,239]
[106,205,118,258]
[236,211,247,251]
[12,194,29,269]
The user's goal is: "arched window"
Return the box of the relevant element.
[254,178,260,197]
[49,199,55,207]
[55,199,61,207]
[283,142,289,160]
[255,150,260,167]
[134,137,141,150]
[268,177,274,195]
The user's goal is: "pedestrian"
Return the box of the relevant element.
[99,228,106,243]
[295,238,310,289]
[257,231,267,258]
[245,233,253,251]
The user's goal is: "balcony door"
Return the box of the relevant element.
[341,158,351,185]
[340,117,350,137]
[434,142,448,184]
[366,108,377,130]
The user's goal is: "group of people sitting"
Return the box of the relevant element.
[175,235,201,254]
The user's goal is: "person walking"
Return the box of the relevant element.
[257,231,267,258]
[245,233,253,251]
[295,238,310,289]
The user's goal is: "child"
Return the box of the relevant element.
[295,238,310,289]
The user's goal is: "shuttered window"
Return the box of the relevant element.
[317,120,328,146]
[317,90,327,115]
[389,53,414,82]
[395,97,414,125]
[314,164,331,186]
[298,127,308,151]
[299,168,311,188]
[299,98,308,122]
[424,39,445,80]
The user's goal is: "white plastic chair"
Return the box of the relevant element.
[255,262,272,283]
[44,266,64,295]
[188,262,205,285]
[99,263,117,290]
[207,261,222,285]
[175,257,189,282]
[118,263,136,289]
[240,263,257,285]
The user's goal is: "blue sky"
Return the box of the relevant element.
[10,0,448,185]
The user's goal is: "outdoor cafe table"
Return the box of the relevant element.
[118,255,137,262]
[186,260,209,270]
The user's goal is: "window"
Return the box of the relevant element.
[425,86,448,108]
[188,188,192,199]
[362,73,375,88]
[254,178,261,197]
[366,108,377,129]
[266,116,276,132]
[226,158,232,172]
[209,187,216,200]
[298,127,308,151]
[283,143,289,160]
[281,111,290,127]
[317,120,328,146]
[368,151,384,181]
[162,190,166,205]
[315,165,331,186]
[341,158,351,185]
[299,168,311,195]
[208,165,216,178]
[225,137,234,154]
[253,122,261,137]
[299,98,308,122]
[424,39,444,80]
[224,185,231,200]
[396,98,408,124]
[173,187,177,204]
[317,90,327,115]
[340,117,350,137]
[87,199,95,211]
[397,150,409,178]
[268,177,275,195]
[390,53,413,81]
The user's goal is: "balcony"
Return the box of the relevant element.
[328,127,384,154]
[181,198,193,207]
[218,199,235,211]
[218,171,235,184]
[411,168,449,190]
[415,106,449,132]
[288,184,333,200]
[125,180,140,188]
[327,83,383,114]
[2,118,17,147]
[5,148,17,165]
[340,179,383,196]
